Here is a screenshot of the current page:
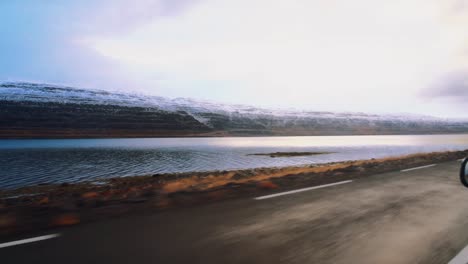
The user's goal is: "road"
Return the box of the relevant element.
[2,160,468,264]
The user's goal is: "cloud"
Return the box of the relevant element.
[71,0,198,36]
[423,71,468,102]
[84,1,468,108]
[0,0,198,90]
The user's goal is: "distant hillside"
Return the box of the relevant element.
[1,82,468,138]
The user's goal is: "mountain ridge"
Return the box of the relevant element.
[1,81,467,138]
[0,81,448,121]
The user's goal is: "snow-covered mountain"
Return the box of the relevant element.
[0,81,467,138]
[0,81,444,121]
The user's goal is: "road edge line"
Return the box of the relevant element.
[254,180,353,200]
[448,244,468,264]
[401,164,436,172]
[0,234,60,249]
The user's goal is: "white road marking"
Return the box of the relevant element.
[448,244,468,264]
[0,234,60,249]
[254,180,353,200]
[400,164,436,172]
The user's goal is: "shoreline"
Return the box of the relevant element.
[2,131,468,140]
[0,149,467,237]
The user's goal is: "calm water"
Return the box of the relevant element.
[1,135,468,189]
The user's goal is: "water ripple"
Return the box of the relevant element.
[1,135,468,189]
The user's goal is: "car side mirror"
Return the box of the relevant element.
[460,158,468,188]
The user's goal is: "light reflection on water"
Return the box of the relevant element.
[1,134,468,189]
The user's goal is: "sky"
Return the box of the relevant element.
[0,0,467,118]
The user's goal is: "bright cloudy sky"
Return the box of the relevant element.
[1,0,467,118]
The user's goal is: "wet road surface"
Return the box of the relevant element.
[2,160,468,264]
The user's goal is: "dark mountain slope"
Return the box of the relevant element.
[0,100,211,138]
[1,82,467,138]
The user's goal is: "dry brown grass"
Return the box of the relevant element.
[158,151,466,194]
[159,161,355,193]
[51,214,80,226]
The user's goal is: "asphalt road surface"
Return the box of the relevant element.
[2,160,468,264]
